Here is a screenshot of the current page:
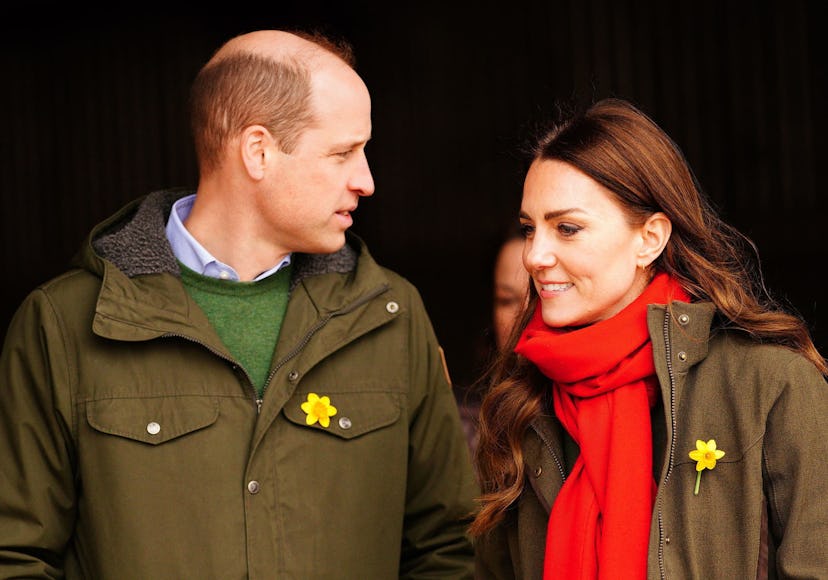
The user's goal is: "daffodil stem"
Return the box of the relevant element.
[694,471,701,495]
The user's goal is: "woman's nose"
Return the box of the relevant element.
[524,237,557,273]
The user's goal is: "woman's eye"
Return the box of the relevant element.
[558,223,582,236]
[519,223,534,238]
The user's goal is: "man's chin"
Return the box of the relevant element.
[301,235,347,256]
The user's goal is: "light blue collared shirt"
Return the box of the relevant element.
[165,194,291,281]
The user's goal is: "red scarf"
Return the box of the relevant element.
[514,272,689,579]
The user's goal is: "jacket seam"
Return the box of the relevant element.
[41,288,79,446]
[761,355,801,542]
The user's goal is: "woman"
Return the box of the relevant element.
[470,98,828,579]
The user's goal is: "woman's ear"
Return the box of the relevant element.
[240,125,272,180]
[637,212,671,268]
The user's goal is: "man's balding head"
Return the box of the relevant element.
[189,29,359,175]
[209,29,354,69]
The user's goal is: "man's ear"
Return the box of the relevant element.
[240,125,272,180]
[637,212,671,268]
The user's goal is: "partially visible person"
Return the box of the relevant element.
[491,224,530,352]
[0,29,477,578]
[471,97,828,579]
[456,223,529,457]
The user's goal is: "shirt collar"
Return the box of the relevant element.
[165,193,291,282]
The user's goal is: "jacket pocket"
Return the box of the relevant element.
[86,396,219,445]
[282,391,401,440]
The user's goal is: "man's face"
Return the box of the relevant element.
[259,63,375,255]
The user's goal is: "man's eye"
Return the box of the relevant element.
[519,223,534,238]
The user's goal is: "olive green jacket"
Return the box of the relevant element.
[475,301,828,579]
[0,190,478,579]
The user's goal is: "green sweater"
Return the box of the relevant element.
[179,263,291,396]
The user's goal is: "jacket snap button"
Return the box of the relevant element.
[247,480,260,494]
[288,370,299,381]
[386,301,399,314]
[534,466,542,477]
[665,536,671,545]
[146,422,161,435]
[338,417,352,429]
[677,351,687,361]
[678,314,690,325]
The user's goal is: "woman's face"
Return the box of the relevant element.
[492,237,529,351]
[520,159,654,329]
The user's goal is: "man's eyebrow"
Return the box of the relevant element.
[331,136,371,149]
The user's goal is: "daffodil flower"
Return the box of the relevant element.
[688,438,725,495]
[301,393,337,428]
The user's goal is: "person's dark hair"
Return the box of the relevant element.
[469,97,827,537]
[189,29,356,175]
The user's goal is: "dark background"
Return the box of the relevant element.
[2,1,825,390]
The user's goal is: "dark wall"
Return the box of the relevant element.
[3,1,825,388]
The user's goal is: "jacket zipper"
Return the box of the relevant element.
[161,283,389,414]
[535,423,567,485]
[657,308,678,579]
[161,332,258,400]
[255,283,391,413]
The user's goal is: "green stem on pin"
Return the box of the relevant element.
[694,471,701,495]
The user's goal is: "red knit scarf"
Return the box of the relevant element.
[514,272,690,579]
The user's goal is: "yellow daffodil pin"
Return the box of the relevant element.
[688,438,725,495]
[301,393,337,428]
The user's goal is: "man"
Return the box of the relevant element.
[0,29,478,578]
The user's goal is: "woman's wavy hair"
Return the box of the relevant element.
[469,97,827,536]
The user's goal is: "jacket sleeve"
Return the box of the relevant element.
[764,354,828,576]
[397,284,479,579]
[0,289,76,578]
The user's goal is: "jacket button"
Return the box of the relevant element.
[247,480,260,494]
[534,466,542,477]
[338,417,352,429]
[678,314,690,325]
[677,351,687,361]
[386,301,399,314]
[665,536,671,545]
[288,370,299,381]
[146,422,161,435]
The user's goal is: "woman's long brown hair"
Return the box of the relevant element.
[469,97,827,536]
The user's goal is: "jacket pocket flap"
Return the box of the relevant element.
[87,397,219,445]
[283,391,400,440]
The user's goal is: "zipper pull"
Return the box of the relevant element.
[256,399,263,414]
